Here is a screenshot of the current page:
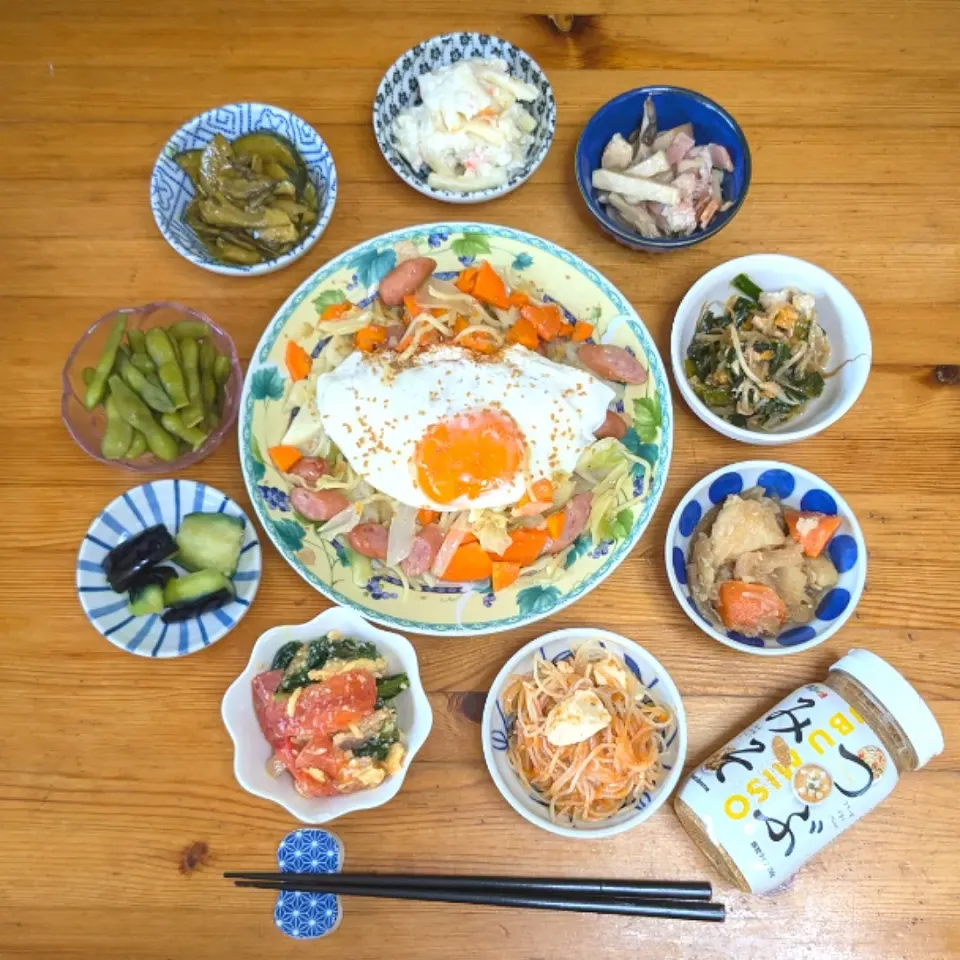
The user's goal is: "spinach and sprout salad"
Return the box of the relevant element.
[684,274,831,430]
[252,632,410,798]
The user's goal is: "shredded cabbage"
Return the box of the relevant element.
[386,503,418,567]
[432,512,470,577]
[318,503,364,541]
[468,509,512,555]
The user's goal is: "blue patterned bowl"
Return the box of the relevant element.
[150,103,337,276]
[482,628,687,839]
[665,462,867,656]
[76,479,261,657]
[373,32,556,204]
[575,86,750,251]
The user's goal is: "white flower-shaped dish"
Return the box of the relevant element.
[482,628,686,839]
[150,102,337,276]
[221,607,433,823]
[373,32,556,204]
[671,254,871,444]
[665,461,867,656]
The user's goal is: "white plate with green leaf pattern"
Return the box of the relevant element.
[238,223,672,635]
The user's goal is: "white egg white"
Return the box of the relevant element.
[315,344,616,511]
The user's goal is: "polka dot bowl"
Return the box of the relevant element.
[665,461,866,656]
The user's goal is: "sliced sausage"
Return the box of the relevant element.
[289,487,349,522]
[543,493,593,555]
[595,409,627,440]
[346,522,388,560]
[578,344,648,384]
[287,456,329,486]
[378,257,437,307]
[400,524,445,577]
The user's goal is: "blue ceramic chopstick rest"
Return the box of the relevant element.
[273,828,343,939]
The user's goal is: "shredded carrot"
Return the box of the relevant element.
[506,316,539,350]
[453,315,470,335]
[417,508,439,525]
[285,340,312,381]
[491,561,521,593]
[471,261,510,309]
[403,294,421,317]
[455,266,479,294]
[546,510,566,541]
[521,303,564,341]
[508,291,530,308]
[572,321,594,342]
[493,528,548,566]
[439,541,493,581]
[268,445,302,473]
[320,301,352,322]
[460,330,498,355]
[355,325,387,352]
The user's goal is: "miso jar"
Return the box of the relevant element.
[675,649,944,894]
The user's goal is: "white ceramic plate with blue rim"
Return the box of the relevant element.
[373,32,556,204]
[665,461,866,656]
[77,479,261,658]
[150,102,338,276]
[481,628,687,839]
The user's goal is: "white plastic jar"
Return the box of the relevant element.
[675,649,944,894]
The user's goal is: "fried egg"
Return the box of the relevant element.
[315,343,616,510]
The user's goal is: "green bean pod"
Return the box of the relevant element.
[100,392,134,460]
[160,411,208,451]
[83,313,127,410]
[179,337,205,428]
[117,355,175,413]
[107,375,179,461]
[126,328,148,354]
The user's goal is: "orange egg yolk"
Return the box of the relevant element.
[415,409,526,504]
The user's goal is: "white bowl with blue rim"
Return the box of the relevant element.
[373,32,556,204]
[671,254,871,444]
[76,479,261,658]
[481,627,687,839]
[221,607,433,824]
[150,102,338,276]
[665,461,866,656]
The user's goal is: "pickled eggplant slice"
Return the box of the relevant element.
[174,149,203,185]
[161,569,235,623]
[232,132,299,174]
[198,195,293,230]
[216,239,263,265]
[126,564,178,593]
[198,133,234,195]
[101,525,177,593]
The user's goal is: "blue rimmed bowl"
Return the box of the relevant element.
[150,103,337,276]
[665,462,866,656]
[373,32,556,204]
[575,86,751,251]
[76,479,261,658]
[481,628,686,839]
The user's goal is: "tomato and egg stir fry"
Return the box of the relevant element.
[253,633,411,797]
[267,257,657,596]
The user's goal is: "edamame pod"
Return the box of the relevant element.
[157,361,189,409]
[179,337,205,428]
[117,355,175,413]
[83,313,127,410]
[160,411,208,451]
[126,328,148,354]
[145,327,178,366]
[199,340,217,410]
[100,393,134,460]
[81,367,96,386]
[169,320,211,340]
[129,351,156,375]
[107,375,179,461]
[213,353,231,387]
[125,430,148,459]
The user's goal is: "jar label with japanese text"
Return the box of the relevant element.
[678,682,898,894]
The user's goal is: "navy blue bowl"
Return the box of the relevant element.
[575,86,751,251]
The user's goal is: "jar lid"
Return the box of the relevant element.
[830,649,944,769]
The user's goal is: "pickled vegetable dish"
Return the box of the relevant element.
[265,257,661,599]
[81,313,232,463]
[253,634,410,797]
[174,132,319,266]
[687,487,842,638]
[684,274,831,430]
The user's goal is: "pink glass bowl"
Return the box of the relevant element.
[61,302,243,473]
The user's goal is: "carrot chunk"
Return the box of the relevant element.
[417,508,439,525]
[439,541,493,581]
[320,301,352,322]
[521,303,564,341]
[507,316,539,350]
[492,528,549,566]
[491,561,521,593]
[717,581,786,634]
[471,261,510,309]
[784,511,843,558]
[268,445,303,473]
[572,321,594,342]
[507,291,530,308]
[546,510,566,541]
[285,340,312,381]
[355,325,387,352]
[455,266,479,294]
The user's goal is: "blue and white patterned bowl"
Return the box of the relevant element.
[76,480,261,657]
[150,103,338,276]
[373,33,556,204]
[481,628,687,839]
[272,828,343,940]
[665,461,867,656]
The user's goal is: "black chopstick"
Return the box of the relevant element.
[229,878,725,922]
[223,871,712,901]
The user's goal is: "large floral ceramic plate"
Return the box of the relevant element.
[239,223,672,635]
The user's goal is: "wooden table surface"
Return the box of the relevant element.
[2,2,959,958]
